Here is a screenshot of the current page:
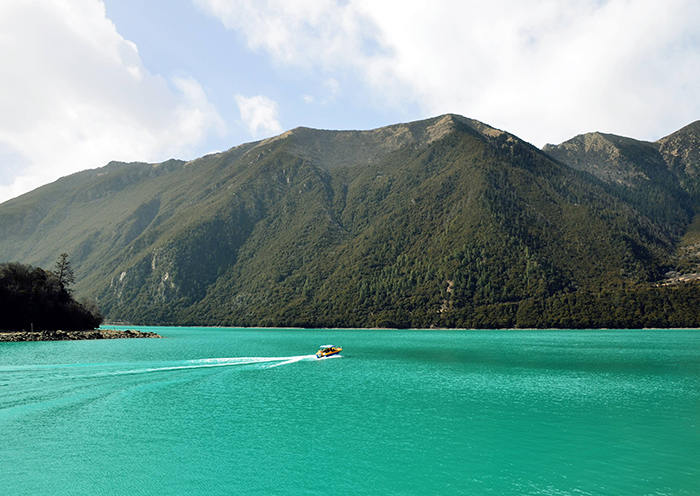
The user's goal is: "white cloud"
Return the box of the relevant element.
[323,77,341,100]
[193,0,382,69]
[196,0,700,146]
[0,0,224,203]
[234,94,283,137]
[300,79,340,106]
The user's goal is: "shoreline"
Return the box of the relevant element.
[103,324,700,331]
[0,329,162,342]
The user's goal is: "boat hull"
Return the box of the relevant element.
[316,348,342,359]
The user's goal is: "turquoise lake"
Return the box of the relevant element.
[1,328,699,495]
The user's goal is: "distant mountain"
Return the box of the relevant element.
[1,114,698,328]
[657,120,700,202]
[544,122,700,291]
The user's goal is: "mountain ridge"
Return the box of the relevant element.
[1,114,698,328]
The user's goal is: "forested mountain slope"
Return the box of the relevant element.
[0,114,698,328]
[544,121,700,290]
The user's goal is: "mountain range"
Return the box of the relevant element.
[1,114,698,328]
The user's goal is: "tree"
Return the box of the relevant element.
[54,253,75,290]
[0,262,103,331]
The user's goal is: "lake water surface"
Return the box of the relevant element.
[1,328,698,495]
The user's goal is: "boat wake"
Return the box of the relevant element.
[0,354,340,384]
[113,355,318,375]
[0,354,342,417]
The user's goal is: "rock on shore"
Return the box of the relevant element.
[0,329,162,341]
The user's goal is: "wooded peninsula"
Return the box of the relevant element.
[0,257,160,341]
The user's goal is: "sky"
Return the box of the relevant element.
[0,0,698,203]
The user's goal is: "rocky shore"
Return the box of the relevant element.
[0,329,162,342]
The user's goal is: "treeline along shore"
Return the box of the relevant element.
[0,260,161,341]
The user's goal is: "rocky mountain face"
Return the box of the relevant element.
[544,121,700,288]
[0,114,698,328]
[657,121,700,202]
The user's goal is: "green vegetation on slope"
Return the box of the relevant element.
[0,114,698,328]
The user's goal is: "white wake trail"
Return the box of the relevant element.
[1,354,331,381]
[111,355,318,376]
[265,355,315,368]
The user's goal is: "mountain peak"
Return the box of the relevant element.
[423,114,461,142]
[236,114,498,171]
[656,120,700,200]
[256,113,510,147]
[542,130,672,189]
[658,120,700,143]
